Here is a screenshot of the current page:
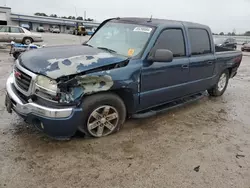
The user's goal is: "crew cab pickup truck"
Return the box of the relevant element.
[5,17,242,139]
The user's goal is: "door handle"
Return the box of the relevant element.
[182,64,189,69]
[207,61,213,64]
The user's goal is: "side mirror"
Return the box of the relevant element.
[225,41,229,44]
[148,49,173,62]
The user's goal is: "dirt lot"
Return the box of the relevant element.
[0,33,250,188]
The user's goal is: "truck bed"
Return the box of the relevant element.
[215,49,242,59]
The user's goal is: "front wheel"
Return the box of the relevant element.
[78,93,126,138]
[208,70,229,97]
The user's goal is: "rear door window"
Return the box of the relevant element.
[189,29,211,55]
[153,29,186,57]
[10,27,24,33]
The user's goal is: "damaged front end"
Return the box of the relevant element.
[58,74,114,103]
[35,60,129,105]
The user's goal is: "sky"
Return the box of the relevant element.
[1,0,250,33]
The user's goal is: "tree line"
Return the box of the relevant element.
[214,31,250,36]
[34,13,94,21]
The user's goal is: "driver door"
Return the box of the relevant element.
[140,28,190,110]
[8,27,25,43]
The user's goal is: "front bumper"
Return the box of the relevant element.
[5,74,82,138]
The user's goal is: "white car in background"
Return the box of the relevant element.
[49,26,60,33]
[0,25,43,44]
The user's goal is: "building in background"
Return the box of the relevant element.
[0,6,99,33]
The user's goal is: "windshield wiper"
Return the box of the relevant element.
[82,43,93,47]
[97,47,117,53]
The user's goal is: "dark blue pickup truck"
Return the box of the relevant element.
[5,17,242,139]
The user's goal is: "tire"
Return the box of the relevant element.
[208,70,229,97]
[23,37,33,45]
[78,93,126,138]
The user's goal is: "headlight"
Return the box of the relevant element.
[36,75,58,95]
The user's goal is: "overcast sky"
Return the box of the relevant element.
[1,0,250,33]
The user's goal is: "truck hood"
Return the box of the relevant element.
[19,45,127,79]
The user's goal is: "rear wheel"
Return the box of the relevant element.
[208,70,229,97]
[78,93,126,138]
[23,37,33,45]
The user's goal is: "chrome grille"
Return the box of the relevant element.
[14,67,32,91]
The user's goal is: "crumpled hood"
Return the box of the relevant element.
[19,45,127,79]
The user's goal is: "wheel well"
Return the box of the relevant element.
[111,89,135,115]
[81,89,136,115]
[22,37,33,43]
[227,67,232,77]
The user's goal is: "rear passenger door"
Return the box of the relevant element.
[8,27,25,43]
[188,28,215,92]
[140,28,190,110]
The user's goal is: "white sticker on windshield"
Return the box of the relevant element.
[133,27,152,33]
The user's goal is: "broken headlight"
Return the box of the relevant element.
[35,75,58,96]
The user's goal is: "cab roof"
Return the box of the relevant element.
[113,17,209,30]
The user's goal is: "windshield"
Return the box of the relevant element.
[87,22,154,57]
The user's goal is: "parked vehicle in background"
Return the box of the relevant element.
[73,25,87,35]
[0,25,43,44]
[37,26,45,32]
[214,38,237,49]
[5,17,242,139]
[241,42,250,51]
[9,41,45,60]
[50,26,60,33]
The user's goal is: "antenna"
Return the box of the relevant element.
[74,6,78,17]
[147,15,153,22]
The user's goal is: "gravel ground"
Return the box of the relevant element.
[0,33,250,188]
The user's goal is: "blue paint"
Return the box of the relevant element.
[62,59,72,66]
[86,56,94,60]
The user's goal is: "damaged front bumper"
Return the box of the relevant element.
[5,74,83,138]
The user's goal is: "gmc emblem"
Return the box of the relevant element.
[14,71,22,79]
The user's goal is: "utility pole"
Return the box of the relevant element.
[84,11,86,20]
[74,7,78,18]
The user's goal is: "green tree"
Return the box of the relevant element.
[219,32,224,35]
[50,14,58,18]
[84,18,94,21]
[76,16,83,20]
[244,31,250,36]
[34,13,48,17]
[68,16,76,20]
